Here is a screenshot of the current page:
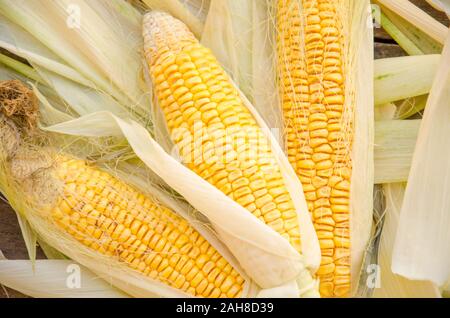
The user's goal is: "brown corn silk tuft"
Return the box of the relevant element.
[276,0,351,297]
[0,80,245,298]
[143,12,303,255]
[0,80,38,131]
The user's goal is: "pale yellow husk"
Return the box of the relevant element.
[0,253,129,298]
[392,31,450,287]
[373,183,441,298]
[376,0,448,45]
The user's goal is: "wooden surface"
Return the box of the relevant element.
[0,0,448,298]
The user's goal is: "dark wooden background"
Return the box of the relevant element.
[0,0,448,298]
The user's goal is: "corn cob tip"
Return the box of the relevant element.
[143,11,197,63]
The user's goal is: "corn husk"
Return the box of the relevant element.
[345,0,375,293]
[0,252,128,298]
[374,55,440,105]
[374,2,443,55]
[392,31,450,287]
[374,120,420,184]
[375,11,422,56]
[376,0,448,45]
[372,184,441,297]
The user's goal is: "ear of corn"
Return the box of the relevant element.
[141,10,321,296]
[276,0,374,297]
[144,11,304,255]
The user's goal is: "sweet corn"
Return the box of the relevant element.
[143,11,302,256]
[14,153,245,298]
[276,0,352,297]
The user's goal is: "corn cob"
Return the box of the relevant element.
[10,151,246,298]
[143,11,303,259]
[44,156,245,298]
[276,0,353,297]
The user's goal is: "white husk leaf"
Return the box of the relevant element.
[392,31,450,286]
[373,183,441,298]
[374,120,420,184]
[376,184,440,297]
[201,0,251,96]
[108,0,142,26]
[35,67,130,118]
[374,8,424,56]
[0,258,129,298]
[36,238,67,260]
[0,15,93,88]
[374,55,440,105]
[348,0,375,291]
[376,0,448,44]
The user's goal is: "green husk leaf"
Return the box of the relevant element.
[0,53,43,84]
